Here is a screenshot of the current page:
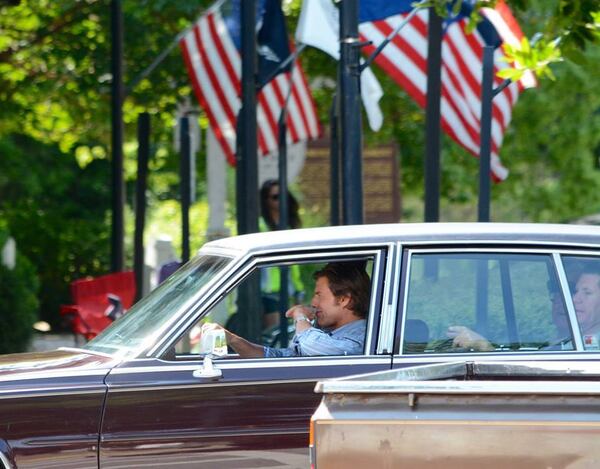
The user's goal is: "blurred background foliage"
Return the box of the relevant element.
[0,0,598,327]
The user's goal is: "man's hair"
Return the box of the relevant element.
[314,262,371,318]
[580,267,600,287]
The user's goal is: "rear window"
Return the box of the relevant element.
[401,252,574,354]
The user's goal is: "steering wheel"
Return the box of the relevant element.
[431,338,471,353]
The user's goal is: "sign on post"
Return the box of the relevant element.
[299,139,401,224]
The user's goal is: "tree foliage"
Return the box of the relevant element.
[0,245,39,353]
[0,0,599,330]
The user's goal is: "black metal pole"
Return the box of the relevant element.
[236,0,261,343]
[424,7,442,223]
[478,45,494,222]
[277,110,289,347]
[329,96,340,226]
[134,113,150,302]
[339,0,363,225]
[180,117,191,263]
[278,117,289,232]
[237,0,259,235]
[110,0,125,272]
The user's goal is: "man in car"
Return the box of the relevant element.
[572,269,600,350]
[448,268,600,352]
[203,262,371,358]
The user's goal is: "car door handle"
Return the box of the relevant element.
[193,355,223,381]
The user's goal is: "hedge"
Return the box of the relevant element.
[0,250,39,354]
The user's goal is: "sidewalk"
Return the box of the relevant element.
[28,332,79,352]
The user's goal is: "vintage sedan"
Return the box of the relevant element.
[3,222,600,468]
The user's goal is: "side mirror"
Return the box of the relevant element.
[193,355,223,380]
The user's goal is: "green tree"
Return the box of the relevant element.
[0,134,112,326]
[0,0,599,333]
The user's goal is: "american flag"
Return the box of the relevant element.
[180,2,321,166]
[359,0,535,181]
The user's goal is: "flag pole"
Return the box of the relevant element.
[235,0,261,343]
[237,0,259,236]
[134,112,150,301]
[478,45,494,222]
[330,95,341,226]
[424,7,442,223]
[110,0,125,273]
[339,0,363,225]
[276,70,295,348]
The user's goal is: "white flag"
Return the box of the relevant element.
[296,0,384,131]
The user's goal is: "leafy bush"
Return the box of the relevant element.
[0,134,111,328]
[0,253,39,354]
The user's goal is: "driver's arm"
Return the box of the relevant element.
[199,323,265,358]
[224,330,265,358]
[446,325,494,351]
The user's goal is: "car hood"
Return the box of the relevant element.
[0,349,118,394]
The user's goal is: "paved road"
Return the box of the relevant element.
[29,333,79,352]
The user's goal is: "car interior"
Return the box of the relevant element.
[173,255,376,360]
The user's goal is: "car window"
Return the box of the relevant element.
[401,252,574,354]
[562,256,600,351]
[85,254,232,357]
[172,256,375,359]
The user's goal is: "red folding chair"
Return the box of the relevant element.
[60,271,136,342]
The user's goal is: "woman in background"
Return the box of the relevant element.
[259,180,304,340]
[259,179,301,231]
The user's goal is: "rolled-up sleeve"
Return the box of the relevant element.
[263,319,366,358]
[264,345,295,358]
[293,328,363,356]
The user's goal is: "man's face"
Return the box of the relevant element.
[311,276,351,330]
[573,273,600,333]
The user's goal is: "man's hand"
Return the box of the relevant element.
[446,325,494,352]
[285,305,316,321]
[285,305,316,332]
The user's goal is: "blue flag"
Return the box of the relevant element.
[222,0,292,85]
[359,0,501,47]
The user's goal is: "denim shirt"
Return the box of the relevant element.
[264,319,367,358]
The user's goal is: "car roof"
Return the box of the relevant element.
[202,222,600,255]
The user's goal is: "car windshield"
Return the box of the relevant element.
[83,254,232,357]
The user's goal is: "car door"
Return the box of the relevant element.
[392,247,590,369]
[100,248,394,468]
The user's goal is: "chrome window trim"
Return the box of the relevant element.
[395,246,599,356]
[363,246,389,353]
[0,369,110,383]
[107,378,337,393]
[377,243,400,354]
[403,247,581,255]
[0,387,106,400]
[554,253,584,350]
[376,238,600,250]
[395,352,600,363]
[147,247,389,359]
[240,241,397,258]
[397,248,413,354]
[112,356,392,375]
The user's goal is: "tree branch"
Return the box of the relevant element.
[0,0,101,63]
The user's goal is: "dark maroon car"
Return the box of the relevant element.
[3,223,600,468]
